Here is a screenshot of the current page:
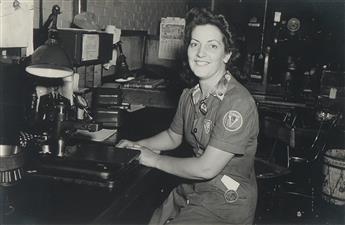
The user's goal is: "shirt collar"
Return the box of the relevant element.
[191,71,231,104]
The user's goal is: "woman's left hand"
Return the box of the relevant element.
[131,145,160,168]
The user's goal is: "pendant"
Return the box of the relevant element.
[199,100,208,115]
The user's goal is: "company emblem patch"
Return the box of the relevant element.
[223,110,243,132]
[204,119,212,134]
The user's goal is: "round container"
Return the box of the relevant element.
[0,145,22,156]
[322,148,345,206]
[0,145,24,186]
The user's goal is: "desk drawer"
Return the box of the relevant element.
[94,108,123,128]
[93,88,123,106]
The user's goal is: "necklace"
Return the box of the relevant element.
[198,71,229,115]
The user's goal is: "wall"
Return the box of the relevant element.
[33,0,187,35]
[33,0,74,29]
[87,0,187,35]
[87,0,188,68]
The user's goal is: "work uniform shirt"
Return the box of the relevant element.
[169,72,259,224]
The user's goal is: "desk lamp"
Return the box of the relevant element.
[24,5,75,157]
[25,5,73,78]
[114,41,134,82]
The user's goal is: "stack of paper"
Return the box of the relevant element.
[74,129,117,142]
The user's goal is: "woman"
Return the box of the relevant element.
[117,8,259,225]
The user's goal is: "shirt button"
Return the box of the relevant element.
[193,128,197,133]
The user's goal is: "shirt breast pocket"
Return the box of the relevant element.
[193,118,214,149]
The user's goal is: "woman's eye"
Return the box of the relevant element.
[189,42,198,47]
[210,44,218,49]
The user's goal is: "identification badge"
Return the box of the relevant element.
[221,175,240,203]
[221,175,240,191]
[224,189,238,203]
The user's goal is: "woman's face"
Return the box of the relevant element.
[187,24,231,80]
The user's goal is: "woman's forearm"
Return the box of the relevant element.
[154,155,209,180]
[137,129,182,151]
[153,146,235,180]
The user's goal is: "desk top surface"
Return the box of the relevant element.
[5,164,156,224]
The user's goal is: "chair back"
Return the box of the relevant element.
[262,116,293,147]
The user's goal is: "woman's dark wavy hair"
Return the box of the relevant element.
[179,8,240,87]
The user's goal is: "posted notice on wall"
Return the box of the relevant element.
[158,17,185,60]
[0,0,34,53]
[82,34,99,61]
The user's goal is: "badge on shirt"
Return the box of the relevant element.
[224,189,239,203]
[199,100,208,115]
[221,175,240,203]
[223,110,243,132]
[204,119,212,134]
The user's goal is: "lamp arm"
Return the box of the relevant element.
[43,5,61,31]
[43,14,56,31]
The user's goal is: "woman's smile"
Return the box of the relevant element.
[194,59,209,66]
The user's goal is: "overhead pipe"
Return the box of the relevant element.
[73,0,87,17]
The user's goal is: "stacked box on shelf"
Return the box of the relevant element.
[92,87,124,129]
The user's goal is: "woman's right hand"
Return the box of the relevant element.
[116,139,161,154]
[115,139,138,148]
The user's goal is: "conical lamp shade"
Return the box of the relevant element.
[26,41,73,78]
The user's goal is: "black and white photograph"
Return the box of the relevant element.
[0,0,344,224]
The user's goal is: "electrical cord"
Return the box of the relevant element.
[309,112,341,162]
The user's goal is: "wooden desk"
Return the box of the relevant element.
[5,166,166,224]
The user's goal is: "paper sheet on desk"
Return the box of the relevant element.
[75,129,117,142]
[127,104,146,112]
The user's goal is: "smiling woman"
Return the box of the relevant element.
[187,24,231,92]
[116,7,259,225]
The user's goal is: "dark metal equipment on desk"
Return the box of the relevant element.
[26,144,140,191]
[23,91,102,157]
[21,92,141,191]
[17,91,142,220]
[22,82,137,192]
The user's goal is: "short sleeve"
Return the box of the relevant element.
[169,88,190,135]
[208,95,258,155]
